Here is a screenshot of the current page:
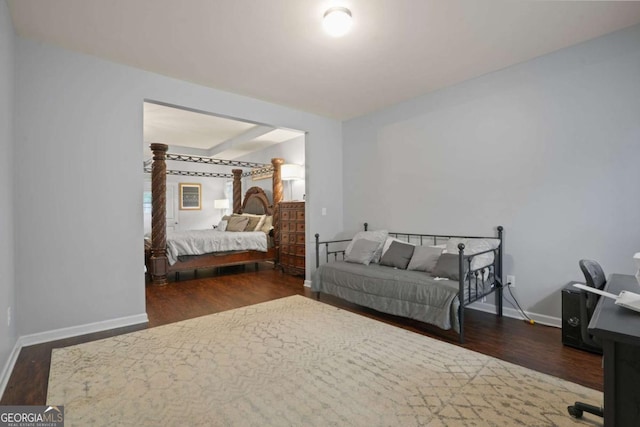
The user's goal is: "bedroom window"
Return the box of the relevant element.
[143,191,152,214]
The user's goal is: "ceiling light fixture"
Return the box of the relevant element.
[323,6,352,37]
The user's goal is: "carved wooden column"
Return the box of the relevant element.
[232,169,243,213]
[271,158,284,207]
[150,143,169,286]
[271,158,285,263]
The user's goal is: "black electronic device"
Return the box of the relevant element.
[561,283,602,354]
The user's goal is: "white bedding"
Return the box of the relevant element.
[165,229,268,265]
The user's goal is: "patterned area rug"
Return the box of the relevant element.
[48,295,602,426]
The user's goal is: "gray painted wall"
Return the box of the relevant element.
[14,37,342,336]
[0,0,16,374]
[237,136,306,203]
[342,24,640,321]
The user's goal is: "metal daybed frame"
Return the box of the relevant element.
[314,223,504,343]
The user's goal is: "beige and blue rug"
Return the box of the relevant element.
[48,295,602,426]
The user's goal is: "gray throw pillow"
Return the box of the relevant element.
[432,253,467,281]
[407,246,443,272]
[345,230,388,263]
[344,239,381,265]
[380,241,415,269]
[226,216,249,232]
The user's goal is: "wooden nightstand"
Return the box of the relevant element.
[278,201,305,276]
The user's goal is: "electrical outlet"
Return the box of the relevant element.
[7,306,11,327]
[507,275,516,287]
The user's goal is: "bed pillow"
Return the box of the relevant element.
[216,220,228,231]
[240,213,267,231]
[432,253,468,281]
[379,241,415,269]
[345,230,388,263]
[344,239,381,265]
[261,215,273,233]
[445,238,500,271]
[407,246,443,272]
[226,216,249,232]
[232,213,264,231]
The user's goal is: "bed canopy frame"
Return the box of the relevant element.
[147,143,284,285]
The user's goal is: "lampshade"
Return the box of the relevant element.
[281,164,304,181]
[323,6,352,37]
[214,199,229,209]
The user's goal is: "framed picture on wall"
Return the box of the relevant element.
[179,183,201,210]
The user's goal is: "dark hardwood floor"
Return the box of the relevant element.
[1,263,602,406]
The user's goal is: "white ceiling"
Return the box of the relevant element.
[8,1,640,120]
[143,102,304,161]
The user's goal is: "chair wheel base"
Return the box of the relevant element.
[567,405,583,418]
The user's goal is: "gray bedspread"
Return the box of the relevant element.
[165,229,268,265]
[312,261,461,332]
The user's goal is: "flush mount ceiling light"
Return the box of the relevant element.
[323,6,353,37]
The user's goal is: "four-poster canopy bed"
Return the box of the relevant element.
[146,143,285,285]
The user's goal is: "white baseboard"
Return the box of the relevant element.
[303,280,312,288]
[468,300,561,328]
[19,313,149,347]
[0,339,22,400]
[0,313,148,399]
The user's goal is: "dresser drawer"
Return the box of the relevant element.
[277,201,305,277]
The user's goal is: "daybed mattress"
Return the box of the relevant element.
[312,261,461,332]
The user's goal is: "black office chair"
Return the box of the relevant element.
[567,259,605,419]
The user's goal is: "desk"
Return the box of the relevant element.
[588,274,640,426]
